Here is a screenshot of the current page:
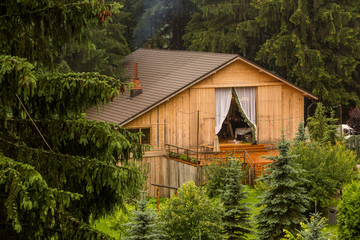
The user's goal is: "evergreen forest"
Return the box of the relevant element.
[1,0,360,239]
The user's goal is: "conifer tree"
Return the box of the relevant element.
[220,158,252,240]
[294,121,308,143]
[282,213,330,240]
[253,0,360,106]
[255,133,309,240]
[184,0,259,56]
[0,1,146,239]
[124,199,166,240]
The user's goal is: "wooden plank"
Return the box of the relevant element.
[257,86,282,143]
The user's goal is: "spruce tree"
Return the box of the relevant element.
[124,199,166,240]
[0,1,146,239]
[294,121,308,143]
[220,158,252,240]
[255,133,309,240]
[184,0,259,56]
[282,213,330,240]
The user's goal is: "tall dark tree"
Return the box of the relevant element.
[253,0,360,107]
[255,133,309,240]
[59,0,131,78]
[184,1,360,108]
[220,158,252,240]
[134,0,195,49]
[184,0,259,56]
[0,1,146,239]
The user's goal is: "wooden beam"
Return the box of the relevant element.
[191,82,284,89]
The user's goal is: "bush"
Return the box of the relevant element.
[291,142,358,211]
[338,181,360,240]
[160,181,224,240]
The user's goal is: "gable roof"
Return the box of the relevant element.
[86,48,317,125]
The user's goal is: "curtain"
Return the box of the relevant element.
[215,88,232,134]
[234,87,256,129]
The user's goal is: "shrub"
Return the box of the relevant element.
[160,181,224,240]
[338,181,360,240]
[291,142,357,211]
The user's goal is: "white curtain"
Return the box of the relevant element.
[234,87,256,130]
[215,88,232,134]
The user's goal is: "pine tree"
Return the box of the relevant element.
[0,1,146,239]
[255,133,309,240]
[294,121,308,143]
[220,158,252,240]
[124,199,166,240]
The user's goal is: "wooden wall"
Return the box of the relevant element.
[124,59,305,147]
[143,155,206,197]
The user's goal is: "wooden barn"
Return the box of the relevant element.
[86,48,317,196]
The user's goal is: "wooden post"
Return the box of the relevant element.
[197,110,199,162]
[156,186,159,211]
[174,189,178,197]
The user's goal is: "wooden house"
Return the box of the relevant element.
[87,49,317,196]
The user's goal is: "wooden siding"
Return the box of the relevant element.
[143,156,205,197]
[124,59,305,147]
[282,85,304,139]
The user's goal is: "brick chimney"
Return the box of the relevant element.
[130,63,142,98]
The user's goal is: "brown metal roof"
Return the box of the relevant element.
[86,48,317,125]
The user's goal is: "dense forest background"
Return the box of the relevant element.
[62,0,360,116]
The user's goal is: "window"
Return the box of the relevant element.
[127,128,151,145]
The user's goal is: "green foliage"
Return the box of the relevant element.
[134,0,195,49]
[291,141,357,211]
[281,213,330,240]
[220,158,252,240]
[184,0,360,107]
[60,0,131,78]
[255,133,309,240]
[337,181,360,240]
[294,121,309,143]
[0,0,116,67]
[160,181,224,240]
[0,1,147,239]
[205,157,233,197]
[124,199,166,240]
[307,103,339,144]
[184,0,258,55]
[346,135,360,160]
[253,0,360,106]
